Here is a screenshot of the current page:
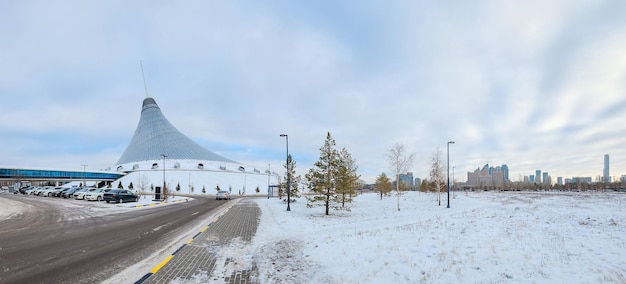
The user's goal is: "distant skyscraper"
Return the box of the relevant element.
[465,163,510,187]
[530,175,535,182]
[603,154,610,182]
[501,164,509,181]
[573,177,592,184]
[543,172,549,184]
[399,172,414,187]
[557,177,563,186]
[536,170,542,184]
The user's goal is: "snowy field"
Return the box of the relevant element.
[3,190,625,283]
[249,191,626,283]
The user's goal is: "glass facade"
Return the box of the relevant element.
[501,164,509,181]
[398,172,414,187]
[0,168,123,180]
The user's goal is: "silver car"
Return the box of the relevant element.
[216,190,231,200]
[38,186,55,196]
[74,187,96,200]
[85,188,108,201]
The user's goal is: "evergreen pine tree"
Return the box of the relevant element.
[282,154,302,200]
[374,172,393,200]
[305,132,340,215]
[335,148,359,208]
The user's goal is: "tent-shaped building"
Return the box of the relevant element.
[112,97,277,195]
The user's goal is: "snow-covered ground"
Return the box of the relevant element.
[249,191,626,283]
[3,190,625,283]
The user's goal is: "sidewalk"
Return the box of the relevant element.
[136,198,261,284]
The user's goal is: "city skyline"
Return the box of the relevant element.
[464,155,623,185]
[1,1,625,183]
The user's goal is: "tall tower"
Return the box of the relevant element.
[501,164,509,181]
[603,154,610,182]
[536,170,542,184]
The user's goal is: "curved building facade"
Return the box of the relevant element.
[117,97,235,165]
[113,97,279,195]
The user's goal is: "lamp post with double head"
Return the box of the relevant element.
[280,134,290,211]
[447,141,455,208]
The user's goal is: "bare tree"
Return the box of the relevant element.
[137,174,150,199]
[429,148,445,205]
[386,143,415,211]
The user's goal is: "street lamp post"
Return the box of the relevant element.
[280,134,290,211]
[82,164,87,187]
[267,164,271,199]
[161,154,167,200]
[447,141,455,208]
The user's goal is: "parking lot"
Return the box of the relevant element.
[5,186,191,212]
[0,190,221,284]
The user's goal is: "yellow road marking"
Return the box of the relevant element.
[150,255,173,274]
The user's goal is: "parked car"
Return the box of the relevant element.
[103,189,139,203]
[38,186,55,196]
[62,187,79,198]
[30,187,43,195]
[19,186,34,194]
[74,187,96,200]
[216,190,231,200]
[85,188,108,201]
[28,187,37,195]
[50,187,65,197]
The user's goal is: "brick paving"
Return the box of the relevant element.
[139,199,260,284]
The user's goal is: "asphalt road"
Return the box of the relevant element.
[0,194,224,284]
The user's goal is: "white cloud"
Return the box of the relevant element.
[1,1,626,183]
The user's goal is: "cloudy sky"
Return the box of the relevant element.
[1,0,625,183]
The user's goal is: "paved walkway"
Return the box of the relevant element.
[136,199,260,284]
